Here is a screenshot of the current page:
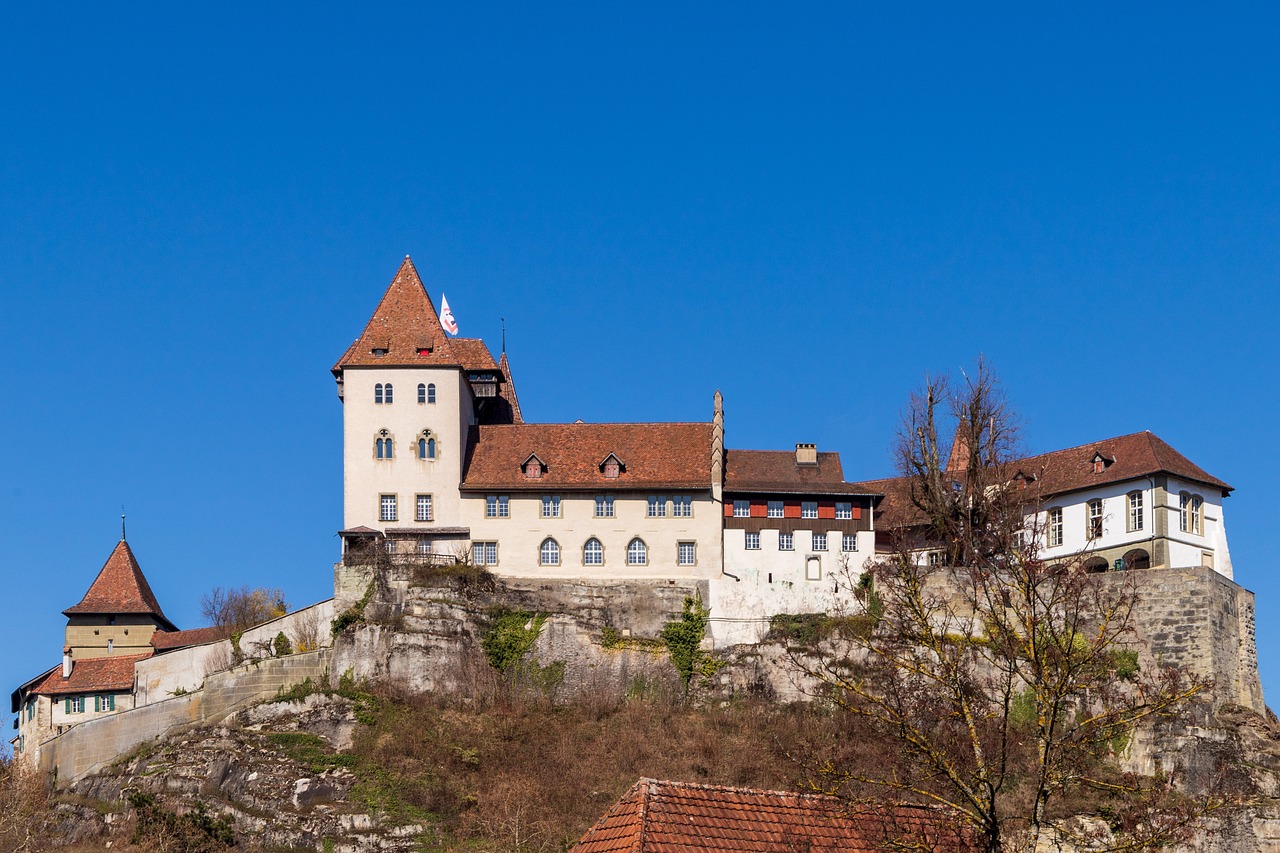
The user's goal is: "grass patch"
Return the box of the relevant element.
[267,732,357,773]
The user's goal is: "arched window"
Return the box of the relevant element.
[583,538,603,566]
[384,383,393,403]
[1190,494,1203,535]
[1083,556,1109,574]
[418,384,426,403]
[1123,549,1151,570]
[427,383,436,404]
[428,438,436,459]
[375,383,384,404]
[540,538,560,566]
[627,537,647,566]
[376,437,394,459]
[418,432,437,460]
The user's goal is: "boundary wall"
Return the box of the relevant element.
[41,649,329,783]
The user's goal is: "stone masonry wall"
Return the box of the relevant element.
[40,649,330,783]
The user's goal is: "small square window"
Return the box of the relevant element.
[733,500,750,518]
[778,532,794,551]
[811,532,827,551]
[542,495,561,518]
[745,531,761,550]
[678,542,696,566]
[673,496,693,517]
[595,496,615,518]
[842,534,857,552]
[836,502,853,520]
[648,496,667,518]
[801,501,818,519]
[474,542,498,566]
[767,501,784,518]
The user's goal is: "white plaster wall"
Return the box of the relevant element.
[341,366,473,532]
[460,492,722,580]
[1165,475,1232,577]
[711,528,874,645]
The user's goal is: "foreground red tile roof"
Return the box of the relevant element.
[29,653,150,696]
[151,625,231,651]
[63,540,176,630]
[461,423,712,491]
[332,256,501,373]
[573,778,969,852]
[857,431,1231,531]
[725,449,871,495]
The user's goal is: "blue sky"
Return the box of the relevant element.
[3,4,1279,721]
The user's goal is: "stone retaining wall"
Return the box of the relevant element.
[40,649,330,783]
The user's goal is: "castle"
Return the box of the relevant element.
[11,256,1245,764]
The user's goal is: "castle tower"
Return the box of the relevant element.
[332,257,517,555]
[62,538,176,660]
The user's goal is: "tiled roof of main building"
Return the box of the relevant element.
[724,449,871,495]
[461,422,713,491]
[28,654,151,697]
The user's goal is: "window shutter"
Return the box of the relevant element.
[850,506,862,520]
[783,501,801,519]
[750,501,767,518]
[818,501,836,519]
[94,695,101,712]
[723,502,734,518]
[65,698,70,714]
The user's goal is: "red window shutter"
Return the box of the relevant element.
[723,502,734,518]
[750,501,767,518]
[851,506,862,520]
[784,501,801,519]
[818,502,836,519]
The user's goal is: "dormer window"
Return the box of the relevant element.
[599,453,624,478]
[372,347,388,357]
[1091,452,1113,474]
[416,345,432,356]
[523,454,546,479]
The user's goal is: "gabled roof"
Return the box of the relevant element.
[724,450,871,496]
[461,423,712,491]
[573,778,968,852]
[333,257,503,374]
[27,653,151,697]
[858,430,1232,531]
[63,540,176,630]
[497,352,524,424]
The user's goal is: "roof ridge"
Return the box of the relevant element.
[333,257,460,371]
[63,540,174,628]
[636,777,838,801]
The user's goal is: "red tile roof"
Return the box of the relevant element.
[857,431,1232,531]
[29,653,150,696]
[496,352,524,424]
[332,257,501,374]
[461,423,712,491]
[151,626,231,651]
[573,779,968,852]
[63,540,176,630]
[725,450,870,495]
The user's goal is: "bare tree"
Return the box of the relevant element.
[200,585,288,633]
[0,753,50,852]
[802,360,1224,852]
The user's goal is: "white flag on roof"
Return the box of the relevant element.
[440,294,459,336]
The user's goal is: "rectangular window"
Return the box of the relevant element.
[473,542,498,566]
[842,534,858,552]
[1048,508,1063,547]
[415,494,433,522]
[778,532,794,551]
[672,496,692,517]
[648,496,667,518]
[745,531,761,550]
[416,539,431,555]
[801,501,818,519]
[927,550,943,567]
[1087,499,1103,540]
[733,500,750,518]
[486,496,497,518]
[767,501,784,518]
[26,701,34,722]
[835,502,853,520]
[67,696,85,714]
[594,495,615,518]
[1128,492,1144,532]
[812,532,827,551]
[678,542,696,566]
[542,495,561,518]
[379,494,397,522]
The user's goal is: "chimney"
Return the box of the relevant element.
[62,648,73,679]
[795,443,818,466]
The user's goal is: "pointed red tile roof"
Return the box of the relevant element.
[497,353,524,424]
[63,540,176,629]
[573,778,969,852]
[333,257,503,374]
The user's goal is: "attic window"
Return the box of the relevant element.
[523,455,545,479]
[1091,453,1113,474]
[417,345,432,356]
[600,454,624,478]
[372,347,388,357]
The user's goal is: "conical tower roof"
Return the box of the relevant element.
[332,256,460,372]
[63,540,176,630]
